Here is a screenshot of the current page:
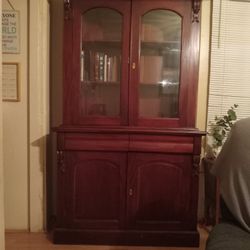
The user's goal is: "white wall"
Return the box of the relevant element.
[0,84,5,248]
[3,0,49,231]
[50,0,63,127]
[197,0,211,220]
[3,0,29,231]
[0,0,6,248]
[0,65,5,247]
[197,1,211,132]
[29,0,50,231]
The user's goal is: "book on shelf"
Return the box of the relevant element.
[94,52,100,81]
[80,50,85,82]
[104,54,108,82]
[99,52,105,81]
[88,51,120,83]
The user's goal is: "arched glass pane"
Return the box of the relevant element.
[139,10,181,118]
[81,8,122,117]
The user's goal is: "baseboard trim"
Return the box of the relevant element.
[52,228,200,247]
[5,229,29,233]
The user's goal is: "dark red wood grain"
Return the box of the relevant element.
[58,151,127,229]
[127,153,194,231]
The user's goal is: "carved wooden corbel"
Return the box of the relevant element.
[57,151,66,173]
[192,0,201,23]
[64,0,72,20]
[193,155,201,176]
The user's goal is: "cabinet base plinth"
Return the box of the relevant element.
[52,228,199,247]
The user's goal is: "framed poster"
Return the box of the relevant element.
[2,10,20,54]
[2,62,20,102]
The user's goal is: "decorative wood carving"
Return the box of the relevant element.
[57,151,66,173]
[193,155,200,176]
[64,0,72,20]
[192,0,201,23]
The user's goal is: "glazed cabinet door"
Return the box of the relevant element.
[64,0,131,125]
[57,151,127,229]
[127,153,197,230]
[129,0,199,127]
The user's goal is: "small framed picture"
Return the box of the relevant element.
[2,62,20,102]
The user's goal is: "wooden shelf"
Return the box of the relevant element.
[139,82,161,86]
[82,80,120,85]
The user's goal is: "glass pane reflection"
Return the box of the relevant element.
[139,10,181,118]
[81,8,122,117]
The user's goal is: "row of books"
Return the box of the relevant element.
[81,51,120,83]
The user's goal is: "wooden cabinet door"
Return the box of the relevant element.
[57,151,127,229]
[129,0,200,128]
[127,153,197,231]
[64,0,131,126]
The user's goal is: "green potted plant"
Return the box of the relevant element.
[206,104,238,159]
[203,104,238,226]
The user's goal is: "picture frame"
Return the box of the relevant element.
[2,10,20,54]
[2,62,20,102]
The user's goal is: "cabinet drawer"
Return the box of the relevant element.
[129,135,194,153]
[58,133,129,151]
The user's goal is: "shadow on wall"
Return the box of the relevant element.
[31,133,55,231]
